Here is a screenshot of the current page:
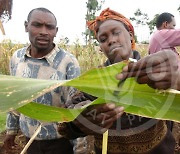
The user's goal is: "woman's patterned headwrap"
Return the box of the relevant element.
[87,8,135,49]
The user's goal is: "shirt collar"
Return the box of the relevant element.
[104,50,140,66]
[25,44,60,66]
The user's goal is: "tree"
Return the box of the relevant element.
[83,0,104,45]
[130,9,149,26]
[178,5,180,12]
[130,9,149,42]
[0,0,13,35]
[147,14,159,34]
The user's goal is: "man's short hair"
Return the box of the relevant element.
[156,12,174,28]
[27,7,57,23]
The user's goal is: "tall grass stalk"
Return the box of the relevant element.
[58,40,106,73]
[0,40,24,75]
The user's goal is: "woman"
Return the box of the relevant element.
[59,8,175,154]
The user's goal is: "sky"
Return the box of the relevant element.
[0,0,180,44]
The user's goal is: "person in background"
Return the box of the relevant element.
[148,12,180,55]
[148,12,180,152]
[58,8,176,154]
[3,7,85,154]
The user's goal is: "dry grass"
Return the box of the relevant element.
[0,40,24,75]
[58,43,107,73]
[0,40,151,75]
[1,40,180,75]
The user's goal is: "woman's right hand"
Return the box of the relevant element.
[117,50,180,90]
[73,103,124,135]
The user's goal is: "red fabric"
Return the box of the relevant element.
[87,8,135,50]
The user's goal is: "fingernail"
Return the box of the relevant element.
[118,106,124,112]
[107,103,115,108]
[116,73,123,80]
[123,66,128,71]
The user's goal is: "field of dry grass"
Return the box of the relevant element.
[0,40,151,75]
[1,40,180,75]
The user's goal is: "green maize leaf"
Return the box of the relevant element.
[15,91,180,123]
[65,63,180,108]
[65,62,180,122]
[0,75,67,112]
[91,97,180,123]
[17,102,84,122]
[0,75,67,132]
[0,61,180,133]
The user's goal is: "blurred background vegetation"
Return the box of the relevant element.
[1,39,179,75]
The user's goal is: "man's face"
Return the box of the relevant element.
[97,20,132,64]
[25,10,58,51]
[166,17,176,29]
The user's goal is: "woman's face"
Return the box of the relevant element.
[97,20,133,64]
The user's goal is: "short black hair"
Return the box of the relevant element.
[156,12,174,28]
[27,7,57,23]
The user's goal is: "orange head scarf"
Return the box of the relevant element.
[87,8,135,50]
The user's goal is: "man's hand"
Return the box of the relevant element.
[117,50,180,90]
[73,103,124,135]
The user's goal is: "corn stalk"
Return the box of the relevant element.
[0,20,5,35]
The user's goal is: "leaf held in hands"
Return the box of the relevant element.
[0,61,180,133]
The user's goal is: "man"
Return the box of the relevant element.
[3,7,81,154]
[148,12,180,151]
[59,8,176,154]
[148,12,180,55]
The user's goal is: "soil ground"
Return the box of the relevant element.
[0,131,95,154]
[0,129,179,154]
[0,131,26,154]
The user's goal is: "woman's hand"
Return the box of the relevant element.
[117,50,180,90]
[73,103,124,135]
